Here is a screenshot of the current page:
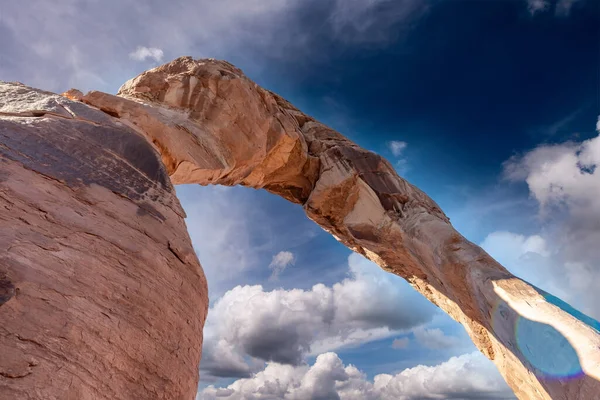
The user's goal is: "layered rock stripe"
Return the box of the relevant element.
[1,57,599,399]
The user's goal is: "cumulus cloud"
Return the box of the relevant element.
[492,122,600,318]
[269,251,296,280]
[503,136,600,213]
[198,351,515,400]
[129,46,164,62]
[200,253,438,379]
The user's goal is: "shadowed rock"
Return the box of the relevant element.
[1,57,599,399]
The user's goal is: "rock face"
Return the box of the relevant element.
[0,82,208,399]
[1,57,599,399]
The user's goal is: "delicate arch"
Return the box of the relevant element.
[1,57,599,400]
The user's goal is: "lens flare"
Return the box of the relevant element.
[489,293,597,381]
[515,316,583,379]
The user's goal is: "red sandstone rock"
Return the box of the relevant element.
[1,57,599,400]
[0,82,208,400]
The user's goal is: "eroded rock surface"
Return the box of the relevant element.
[0,82,208,399]
[81,57,600,399]
[1,57,599,400]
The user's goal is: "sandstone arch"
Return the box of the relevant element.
[0,57,598,399]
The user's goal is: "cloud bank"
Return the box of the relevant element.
[200,254,438,379]
[198,351,515,400]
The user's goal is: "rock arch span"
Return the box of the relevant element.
[0,57,598,399]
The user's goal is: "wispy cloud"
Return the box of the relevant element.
[527,0,549,14]
[0,0,430,94]
[413,327,461,350]
[329,0,430,44]
[526,0,584,16]
[387,140,407,157]
[391,337,410,349]
[177,185,272,300]
[555,0,582,15]
[268,251,296,280]
[531,107,583,137]
[386,140,409,174]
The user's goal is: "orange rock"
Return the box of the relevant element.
[1,58,599,400]
[61,88,84,102]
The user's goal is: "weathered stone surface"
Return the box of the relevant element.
[0,82,208,399]
[81,57,599,400]
[1,57,599,400]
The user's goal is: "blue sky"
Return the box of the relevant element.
[2,0,599,399]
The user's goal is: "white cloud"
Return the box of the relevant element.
[269,251,296,280]
[413,327,461,350]
[480,232,550,262]
[129,46,164,62]
[391,337,410,349]
[504,135,600,213]
[200,253,438,379]
[481,230,599,318]
[387,140,407,157]
[493,125,600,318]
[198,351,515,400]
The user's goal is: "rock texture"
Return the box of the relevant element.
[1,57,599,400]
[0,82,208,399]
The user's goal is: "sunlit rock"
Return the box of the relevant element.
[1,58,599,399]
